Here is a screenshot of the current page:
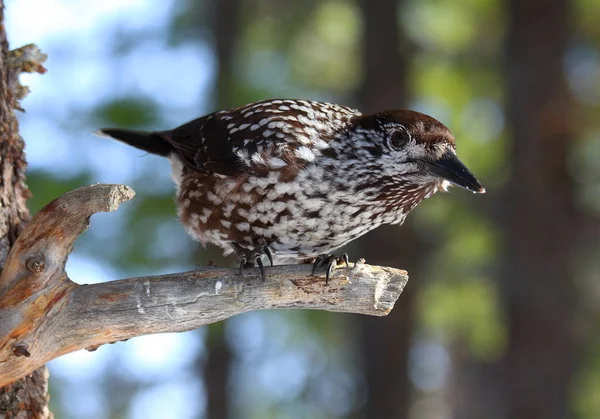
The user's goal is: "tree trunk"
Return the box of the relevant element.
[354,1,425,418]
[497,0,582,418]
[200,324,232,419]
[0,2,51,418]
[199,1,242,418]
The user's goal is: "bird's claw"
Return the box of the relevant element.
[235,243,273,281]
[262,244,274,267]
[311,253,351,285]
[237,255,247,276]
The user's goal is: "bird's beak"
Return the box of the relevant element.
[424,151,486,194]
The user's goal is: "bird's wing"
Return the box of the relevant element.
[164,99,360,176]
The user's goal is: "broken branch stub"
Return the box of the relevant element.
[0,184,135,296]
[0,183,408,387]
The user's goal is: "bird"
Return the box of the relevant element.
[97,99,485,283]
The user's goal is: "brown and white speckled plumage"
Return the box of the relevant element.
[98,99,484,265]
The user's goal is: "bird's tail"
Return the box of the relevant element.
[95,128,173,157]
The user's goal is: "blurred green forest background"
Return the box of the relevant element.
[8,0,600,418]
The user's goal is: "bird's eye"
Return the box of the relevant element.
[389,128,410,149]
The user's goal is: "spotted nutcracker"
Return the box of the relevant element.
[97,99,485,282]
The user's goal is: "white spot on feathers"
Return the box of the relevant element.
[269,157,287,168]
[169,154,184,187]
[207,191,223,205]
[273,202,287,213]
[236,222,250,231]
[295,146,315,162]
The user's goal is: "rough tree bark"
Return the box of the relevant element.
[0,1,51,416]
[497,0,583,418]
[354,1,426,418]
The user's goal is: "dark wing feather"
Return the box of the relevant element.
[162,99,360,176]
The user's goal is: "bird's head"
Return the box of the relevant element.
[350,110,485,195]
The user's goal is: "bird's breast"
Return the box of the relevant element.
[175,162,422,258]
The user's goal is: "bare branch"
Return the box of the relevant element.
[0,184,408,387]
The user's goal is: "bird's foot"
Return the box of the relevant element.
[233,243,273,281]
[311,253,350,285]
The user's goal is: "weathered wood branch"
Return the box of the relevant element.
[0,184,408,387]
